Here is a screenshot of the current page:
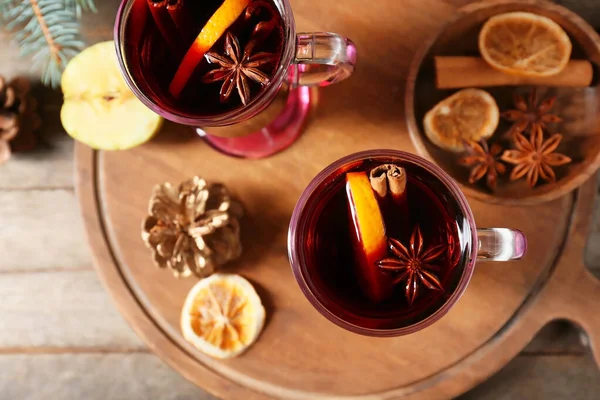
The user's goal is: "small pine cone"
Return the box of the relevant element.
[0,76,41,164]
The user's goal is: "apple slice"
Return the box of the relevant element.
[346,172,393,303]
[60,41,163,150]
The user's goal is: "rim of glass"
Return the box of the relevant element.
[287,149,478,337]
[113,0,296,126]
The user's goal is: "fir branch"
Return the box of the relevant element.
[65,0,97,17]
[0,0,97,89]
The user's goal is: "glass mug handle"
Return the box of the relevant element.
[477,228,527,261]
[290,32,357,87]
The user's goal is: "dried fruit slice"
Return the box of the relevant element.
[346,172,393,303]
[479,12,572,77]
[61,41,163,150]
[181,273,265,359]
[169,0,251,98]
[424,88,499,152]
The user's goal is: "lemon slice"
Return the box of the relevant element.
[61,41,163,150]
[479,12,572,77]
[424,88,499,152]
[181,274,265,359]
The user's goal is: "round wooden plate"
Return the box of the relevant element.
[406,0,600,206]
[75,0,600,398]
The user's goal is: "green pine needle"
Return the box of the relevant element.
[0,0,97,89]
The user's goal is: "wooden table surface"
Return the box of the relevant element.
[1,0,599,399]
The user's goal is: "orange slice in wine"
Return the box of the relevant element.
[169,0,251,98]
[346,172,393,303]
[479,12,572,77]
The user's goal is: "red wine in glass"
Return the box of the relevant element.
[115,0,357,158]
[123,0,285,118]
[302,158,464,330]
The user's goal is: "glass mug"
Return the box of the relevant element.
[288,150,527,336]
[114,0,356,159]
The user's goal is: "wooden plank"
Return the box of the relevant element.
[459,354,600,400]
[0,353,216,400]
[522,320,587,355]
[585,175,600,274]
[0,271,143,349]
[0,190,91,271]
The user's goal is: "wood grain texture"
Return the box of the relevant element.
[0,191,91,271]
[74,1,600,399]
[522,320,588,355]
[0,103,74,189]
[0,354,216,400]
[460,354,600,400]
[0,271,143,349]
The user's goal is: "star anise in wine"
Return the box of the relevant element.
[376,226,445,305]
[202,31,278,106]
[502,89,562,138]
[501,126,571,188]
[458,139,506,191]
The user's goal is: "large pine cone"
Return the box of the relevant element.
[0,76,41,164]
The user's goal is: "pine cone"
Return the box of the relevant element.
[0,76,41,164]
[142,176,244,279]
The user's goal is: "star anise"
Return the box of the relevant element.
[501,126,572,188]
[502,89,562,138]
[202,30,278,106]
[142,176,243,278]
[458,139,506,191]
[376,226,445,305]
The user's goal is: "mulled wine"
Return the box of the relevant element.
[123,0,285,118]
[291,154,471,331]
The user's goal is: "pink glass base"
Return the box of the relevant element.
[196,86,313,159]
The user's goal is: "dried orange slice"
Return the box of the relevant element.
[346,172,393,303]
[181,274,265,359]
[479,12,572,77]
[169,0,251,98]
[424,88,499,152]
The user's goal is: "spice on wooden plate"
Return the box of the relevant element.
[501,126,571,188]
[434,57,593,90]
[502,89,562,138]
[458,139,506,191]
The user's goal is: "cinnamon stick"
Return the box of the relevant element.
[369,164,409,241]
[369,164,407,206]
[166,0,194,42]
[435,56,594,89]
[147,0,184,57]
[129,0,150,48]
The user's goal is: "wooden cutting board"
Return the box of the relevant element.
[75,0,600,398]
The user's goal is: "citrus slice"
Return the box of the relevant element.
[424,88,499,152]
[181,273,265,359]
[346,172,393,303]
[479,12,572,77]
[169,0,251,98]
[61,41,163,150]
